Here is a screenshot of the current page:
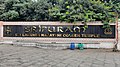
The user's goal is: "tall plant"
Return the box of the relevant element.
[49,0,119,28]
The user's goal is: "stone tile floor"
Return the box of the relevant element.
[0,44,120,67]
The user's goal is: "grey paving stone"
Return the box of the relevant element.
[92,59,104,65]
[41,64,54,67]
[47,61,58,65]
[55,63,67,67]
[104,64,115,67]
[92,64,103,67]
[0,44,120,67]
[79,63,91,67]
[116,64,120,67]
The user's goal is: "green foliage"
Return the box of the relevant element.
[0,0,5,15]
[0,10,19,20]
[0,0,52,21]
[0,0,120,29]
[49,0,120,28]
[27,0,52,21]
[0,0,32,21]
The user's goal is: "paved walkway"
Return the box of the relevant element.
[0,44,120,67]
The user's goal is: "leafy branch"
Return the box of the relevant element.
[49,0,120,29]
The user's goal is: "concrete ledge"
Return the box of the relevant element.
[11,41,115,49]
[0,40,115,49]
[0,41,13,45]
[2,38,116,43]
[13,41,36,47]
[36,43,69,50]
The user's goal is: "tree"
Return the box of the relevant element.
[0,0,32,21]
[24,0,52,21]
[0,0,5,15]
[49,0,120,28]
[0,0,120,21]
[0,0,52,21]
[0,10,19,20]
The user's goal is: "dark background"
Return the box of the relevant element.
[3,25,115,38]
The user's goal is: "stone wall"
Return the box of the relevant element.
[0,21,116,48]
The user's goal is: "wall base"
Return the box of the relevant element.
[0,40,115,49]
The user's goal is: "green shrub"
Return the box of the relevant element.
[49,0,120,28]
[0,0,120,26]
[0,10,19,20]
